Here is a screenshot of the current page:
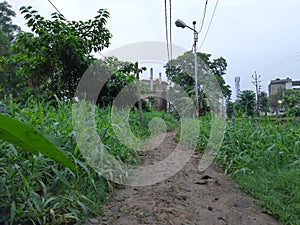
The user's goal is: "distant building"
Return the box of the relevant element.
[140,69,168,111]
[268,77,293,96]
[268,77,300,113]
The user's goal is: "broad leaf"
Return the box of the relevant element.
[0,114,76,171]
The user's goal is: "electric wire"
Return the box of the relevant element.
[169,0,173,61]
[198,0,208,34]
[257,50,300,71]
[199,0,219,50]
[164,0,170,62]
[47,0,63,15]
[259,57,300,76]
[256,50,300,74]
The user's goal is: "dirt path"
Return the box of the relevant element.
[89,131,279,225]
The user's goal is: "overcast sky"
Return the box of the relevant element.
[9,0,300,99]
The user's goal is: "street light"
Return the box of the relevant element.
[175,19,199,117]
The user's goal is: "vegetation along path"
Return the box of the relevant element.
[90,131,279,225]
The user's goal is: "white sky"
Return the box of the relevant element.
[8,0,300,99]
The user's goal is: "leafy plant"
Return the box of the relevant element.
[1,6,112,101]
[0,114,76,171]
[0,95,179,224]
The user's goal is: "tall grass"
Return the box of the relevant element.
[192,116,299,224]
[215,118,300,225]
[0,96,178,224]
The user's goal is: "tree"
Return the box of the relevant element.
[1,6,111,101]
[0,1,20,56]
[268,88,284,114]
[258,91,268,114]
[95,57,140,107]
[0,1,21,99]
[234,90,256,117]
[226,100,234,119]
[282,89,300,110]
[165,51,231,115]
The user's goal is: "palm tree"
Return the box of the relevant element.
[234,90,256,116]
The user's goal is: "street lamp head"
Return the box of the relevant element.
[175,19,186,29]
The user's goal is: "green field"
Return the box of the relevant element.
[0,98,299,224]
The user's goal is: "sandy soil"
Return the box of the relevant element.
[89,131,279,225]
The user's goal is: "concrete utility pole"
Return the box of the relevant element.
[252,71,261,116]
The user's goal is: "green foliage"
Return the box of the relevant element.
[95,57,139,107]
[0,96,178,224]
[214,118,300,224]
[0,114,76,171]
[165,51,232,113]
[0,1,21,42]
[258,91,268,114]
[0,98,109,224]
[1,6,112,101]
[130,110,178,138]
[226,100,234,119]
[234,90,256,117]
[282,89,300,110]
[0,1,21,99]
[287,105,300,117]
[268,89,300,114]
[268,88,284,114]
[0,1,20,58]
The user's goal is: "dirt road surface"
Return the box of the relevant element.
[89,131,279,225]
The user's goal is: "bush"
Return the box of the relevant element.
[287,105,300,117]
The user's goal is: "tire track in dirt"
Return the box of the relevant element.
[90,131,279,225]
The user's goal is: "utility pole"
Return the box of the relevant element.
[135,62,144,125]
[175,19,199,117]
[252,71,261,116]
[192,21,199,118]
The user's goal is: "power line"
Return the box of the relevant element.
[47,0,63,15]
[164,0,170,62]
[198,0,208,34]
[257,50,300,72]
[199,0,219,50]
[259,57,300,76]
[169,0,173,61]
[257,50,300,75]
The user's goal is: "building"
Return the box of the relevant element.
[268,77,300,113]
[140,68,168,111]
[268,77,293,96]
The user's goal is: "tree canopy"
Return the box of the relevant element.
[1,6,111,100]
[234,90,256,117]
[0,1,20,57]
[165,51,231,115]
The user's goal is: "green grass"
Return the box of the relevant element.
[184,115,300,224]
[3,95,298,224]
[214,117,300,225]
[0,96,178,224]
